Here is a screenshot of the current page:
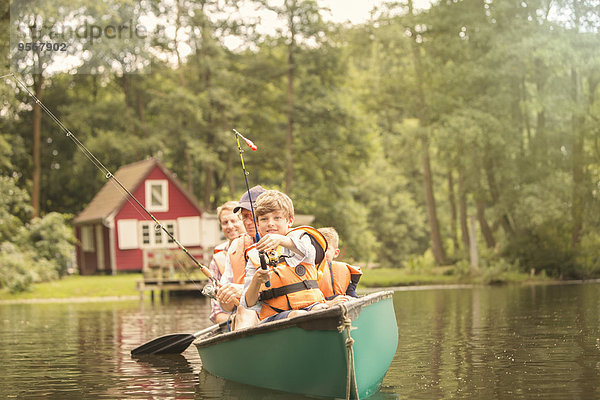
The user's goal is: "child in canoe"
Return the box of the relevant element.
[317,227,362,300]
[241,189,330,323]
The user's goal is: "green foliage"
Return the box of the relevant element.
[0,176,32,243]
[2,0,600,283]
[574,233,600,278]
[503,221,575,279]
[0,242,58,293]
[0,184,75,291]
[405,250,437,274]
[17,212,77,277]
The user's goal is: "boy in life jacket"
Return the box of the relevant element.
[317,227,363,300]
[208,201,246,323]
[241,190,330,324]
[214,186,266,327]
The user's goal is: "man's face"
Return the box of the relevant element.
[219,209,245,241]
[257,210,293,237]
[241,209,256,237]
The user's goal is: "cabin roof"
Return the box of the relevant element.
[73,158,202,225]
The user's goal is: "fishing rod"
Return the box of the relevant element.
[3,72,217,287]
[232,129,260,242]
[232,128,271,287]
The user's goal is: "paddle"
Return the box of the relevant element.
[131,322,224,356]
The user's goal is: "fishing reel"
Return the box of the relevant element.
[201,280,218,300]
[259,250,280,269]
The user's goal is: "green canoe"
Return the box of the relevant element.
[194,290,398,399]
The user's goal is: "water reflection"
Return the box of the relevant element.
[1,283,600,399]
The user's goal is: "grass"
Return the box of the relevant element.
[0,273,143,300]
[0,267,542,301]
[359,267,459,287]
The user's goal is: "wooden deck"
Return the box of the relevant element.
[137,248,210,301]
[136,279,207,301]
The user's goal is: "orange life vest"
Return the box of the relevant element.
[251,226,328,320]
[212,241,229,275]
[228,234,254,284]
[318,261,362,299]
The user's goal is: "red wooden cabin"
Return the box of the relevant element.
[73,158,221,275]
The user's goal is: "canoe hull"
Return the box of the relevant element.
[195,291,398,399]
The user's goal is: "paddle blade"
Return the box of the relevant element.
[131,333,195,356]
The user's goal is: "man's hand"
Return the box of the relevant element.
[216,283,242,311]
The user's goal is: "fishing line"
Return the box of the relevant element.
[4,72,217,290]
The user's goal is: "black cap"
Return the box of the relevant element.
[233,185,266,213]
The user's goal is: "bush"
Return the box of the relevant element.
[0,212,75,293]
[0,176,31,243]
[19,212,76,277]
[574,232,600,278]
[0,242,58,293]
[503,221,575,278]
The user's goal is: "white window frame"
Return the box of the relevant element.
[145,180,169,212]
[139,220,177,248]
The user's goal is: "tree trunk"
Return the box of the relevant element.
[422,139,447,265]
[570,67,584,248]
[227,148,234,198]
[136,87,147,137]
[204,164,213,209]
[458,169,469,252]
[476,201,496,249]
[447,170,459,252]
[119,75,137,136]
[32,74,44,219]
[285,38,295,195]
[484,159,515,236]
[469,215,479,270]
[185,148,192,192]
[408,0,446,265]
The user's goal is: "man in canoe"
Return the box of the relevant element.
[317,227,363,300]
[242,189,330,323]
[208,201,246,324]
[213,186,266,327]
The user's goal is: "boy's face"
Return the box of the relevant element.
[324,244,340,263]
[258,210,293,237]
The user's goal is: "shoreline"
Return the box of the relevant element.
[3,278,600,305]
[0,295,140,305]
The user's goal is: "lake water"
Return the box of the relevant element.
[1,282,599,399]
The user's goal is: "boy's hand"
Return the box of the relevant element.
[252,267,271,285]
[326,295,352,306]
[256,233,286,252]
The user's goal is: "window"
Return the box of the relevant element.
[139,220,177,248]
[145,180,169,212]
